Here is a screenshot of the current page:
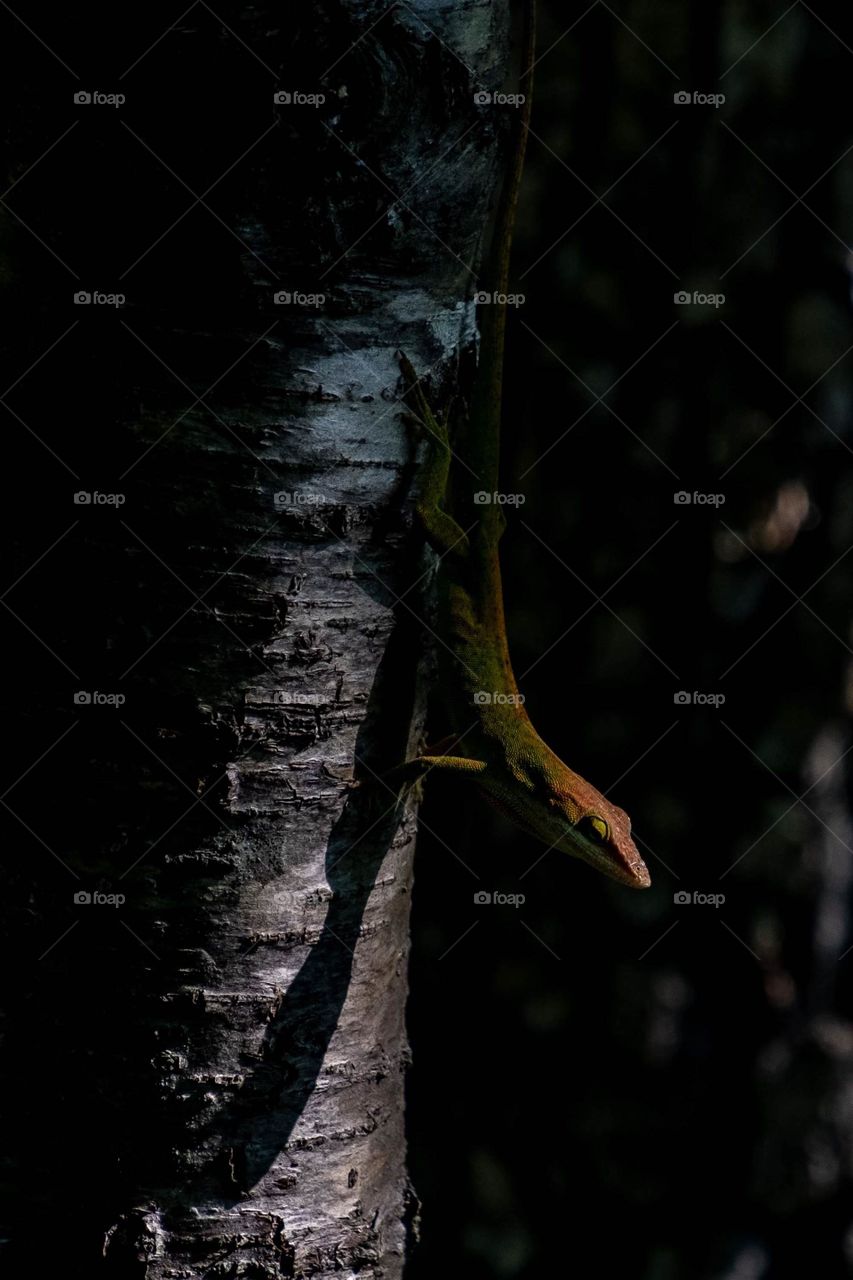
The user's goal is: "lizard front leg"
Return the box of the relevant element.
[382,753,487,789]
[353,753,487,822]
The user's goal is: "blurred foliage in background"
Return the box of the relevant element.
[408,3,853,1277]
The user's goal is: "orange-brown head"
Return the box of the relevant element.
[483,737,651,889]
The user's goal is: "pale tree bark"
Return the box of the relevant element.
[0,0,514,1276]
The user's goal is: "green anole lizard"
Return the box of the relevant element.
[394,0,650,890]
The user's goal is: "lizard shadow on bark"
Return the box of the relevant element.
[140,352,456,1226]
[161,560,429,1220]
[165,338,468,1214]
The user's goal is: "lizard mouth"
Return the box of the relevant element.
[564,837,651,889]
[609,855,652,890]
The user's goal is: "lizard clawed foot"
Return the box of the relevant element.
[349,771,411,824]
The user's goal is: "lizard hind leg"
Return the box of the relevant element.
[398,352,470,559]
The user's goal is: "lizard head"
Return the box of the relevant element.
[555,792,651,889]
[495,745,651,889]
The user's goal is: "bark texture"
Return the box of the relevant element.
[0,1,512,1275]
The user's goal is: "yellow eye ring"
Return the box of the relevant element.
[580,815,609,844]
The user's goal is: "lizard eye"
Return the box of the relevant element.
[578,815,609,844]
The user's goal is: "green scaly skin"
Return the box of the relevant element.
[394,1,650,890]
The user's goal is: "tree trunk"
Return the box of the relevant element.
[0,0,511,1275]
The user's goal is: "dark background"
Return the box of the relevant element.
[2,1,853,1277]
[409,3,853,1279]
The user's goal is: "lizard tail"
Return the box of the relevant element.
[493,0,536,305]
[470,0,536,495]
